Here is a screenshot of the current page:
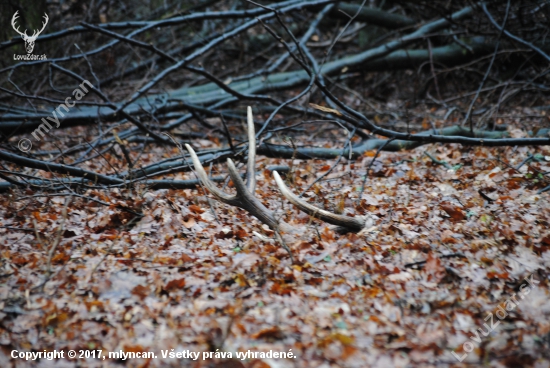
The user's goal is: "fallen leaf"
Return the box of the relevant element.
[440,203,465,221]
[165,278,186,291]
[424,253,446,283]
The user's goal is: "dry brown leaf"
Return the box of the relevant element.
[251,326,284,340]
[164,278,186,291]
[424,253,446,283]
[440,203,465,221]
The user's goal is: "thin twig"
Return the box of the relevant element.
[358,138,394,204]
[461,0,511,132]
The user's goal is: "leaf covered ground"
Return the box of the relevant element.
[1,107,550,368]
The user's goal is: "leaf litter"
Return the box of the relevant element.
[1,123,550,367]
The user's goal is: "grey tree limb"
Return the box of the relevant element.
[331,3,416,29]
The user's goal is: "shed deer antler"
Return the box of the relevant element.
[11,11,49,54]
[185,107,369,235]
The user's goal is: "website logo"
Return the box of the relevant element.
[11,11,48,60]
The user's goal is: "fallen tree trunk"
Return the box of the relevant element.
[0,5,479,134]
[0,124,525,192]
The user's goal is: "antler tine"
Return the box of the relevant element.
[185,142,279,229]
[273,171,366,232]
[245,106,256,193]
[184,107,258,204]
[184,143,236,204]
[227,158,250,197]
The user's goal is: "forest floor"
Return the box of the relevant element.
[1,104,550,367]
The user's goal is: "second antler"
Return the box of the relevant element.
[185,107,369,234]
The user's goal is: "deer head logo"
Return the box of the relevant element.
[11,11,49,54]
